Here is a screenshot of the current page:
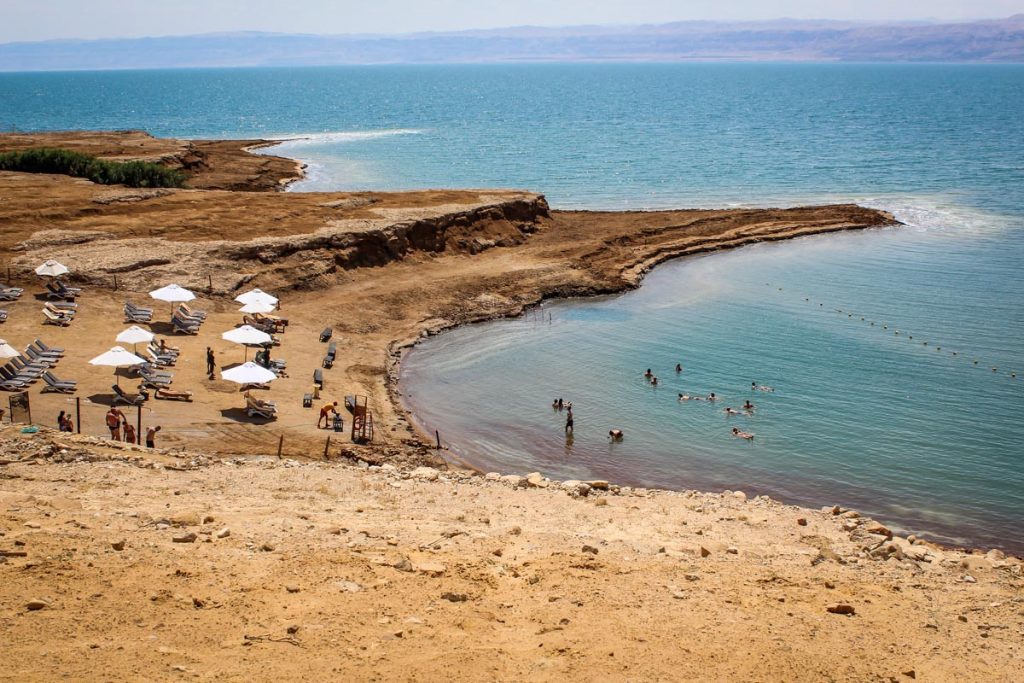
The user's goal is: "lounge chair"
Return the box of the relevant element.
[146,349,175,367]
[154,388,193,401]
[171,316,199,335]
[124,302,153,323]
[245,392,277,419]
[44,281,75,301]
[313,368,324,388]
[303,393,313,408]
[44,303,75,321]
[0,310,6,323]
[43,308,72,326]
[178,303,206,320]
[0,364,34,385]
[31,339,64,355]
[42,372,76,393]
[0,288,21,302]
[11,357,46,376]
[25,347,60,366]
[320,327,332,343]
[112,384,146,406]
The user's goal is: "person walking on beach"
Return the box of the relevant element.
[206,347,216,379]
[123,423,136,445]
[105,407,125,441]
[318,401,339,429]
[565,405,574,434]
[58,410,65,430]
[145,425,161,449]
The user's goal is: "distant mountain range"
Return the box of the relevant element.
[2,16,1023,71]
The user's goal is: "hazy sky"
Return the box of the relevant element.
[3,1,1020,42]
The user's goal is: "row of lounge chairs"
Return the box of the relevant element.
[0,285,23,302]
[243,313,288,334]
[0,340,76,393]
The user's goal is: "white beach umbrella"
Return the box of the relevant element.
[115,325,156,354]
[0,339,19,360]
[235,288,278,307]
[89,345,146,386]
[222,325,272,361]
[35,259,70,277]
[221,361,277,386]
[239,300,276,315]
[149,284,196,317]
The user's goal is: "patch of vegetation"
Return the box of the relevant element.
[0,147,186,188]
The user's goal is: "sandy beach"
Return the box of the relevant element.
[1,131,1021,680]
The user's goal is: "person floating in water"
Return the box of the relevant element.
[732,427,754,440]
[644,368,653,381]
[675,363,682,373]
[752,382,775,392]
[724,407,741,416]
[565,405,574,434]
[743,400,754,411]
[707,392,717,402]
[608,429,623,441]
[651,376,658,386]
[678,393,691,401]
[552,399,559,410]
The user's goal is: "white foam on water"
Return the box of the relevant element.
[263,128,424,147]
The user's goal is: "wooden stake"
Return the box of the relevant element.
[323,436,331,460]
[276,435,284,459]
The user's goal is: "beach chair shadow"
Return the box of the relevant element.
[220,407,269,423]
[147,321,178,335]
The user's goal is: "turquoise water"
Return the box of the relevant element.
[1,64,1022,551]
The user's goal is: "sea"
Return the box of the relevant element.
[1,63,1021,552]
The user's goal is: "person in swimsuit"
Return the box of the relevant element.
[675,363,682,373]
[732,427,754,440]
[707,392,717,402]
[743,400,754,411]
[146,425,161,448]
[565,406,574,434]
[609,429,623,441]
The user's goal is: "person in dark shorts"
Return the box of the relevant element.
[146,425,161,449]
[206,347,216,378]
[565,406,574,434]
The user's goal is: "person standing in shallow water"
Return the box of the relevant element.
[565,405,574,434]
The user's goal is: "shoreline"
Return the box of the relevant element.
[6,128,1015,559]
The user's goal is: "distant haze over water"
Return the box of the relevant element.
[0,63,1021,552]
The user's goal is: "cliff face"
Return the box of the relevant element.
[9,193,552,293]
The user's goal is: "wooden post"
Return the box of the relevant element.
[75,397,81,434]
[208,274,213,293]
[276,435,284,459]
[435,429,441,450]
[113,274,118,290]
[136,404,141,446]
[323,436,331,460]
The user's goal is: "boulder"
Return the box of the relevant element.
[826,603,856,616]
[411,467,440,482]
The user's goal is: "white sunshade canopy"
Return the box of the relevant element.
[115,325,155,346]
[222,325,272,346]
[234,288,278,307]
[0,339,19,359]
[35,260,69,277]
[239,301,276,314]
[149,284,196,303]
[89,346,146,368]
[221,362,277,386]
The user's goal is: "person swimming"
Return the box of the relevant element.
[675,363,682,373]
[707,392,717,402]
[651,376,658,386]
[743,400,754,411]
[724,407,741,416]
[608,429,624,441]
[644,368,653,381]
[732,427,754,440]
[678,393,691,401]
[759,385,775,392]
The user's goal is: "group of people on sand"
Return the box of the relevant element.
[104,406,160,447]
